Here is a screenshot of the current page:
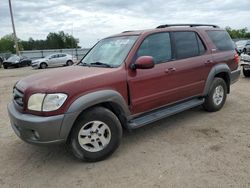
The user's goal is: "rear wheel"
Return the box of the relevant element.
[40,62,47,69]
[203,78,227,112]
[3,65,8,69]
[243,66,250,77]
[68,107,122,162]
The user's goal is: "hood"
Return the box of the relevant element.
[16,65,117,93]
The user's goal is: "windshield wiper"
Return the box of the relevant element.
[79,61,90,67]
[90,61,113,68]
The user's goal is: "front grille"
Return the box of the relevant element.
[13,87,24,107]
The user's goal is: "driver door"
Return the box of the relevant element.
[127,32,174,114]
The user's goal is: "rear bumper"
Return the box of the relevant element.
[230,68,241,84]
[8,102,66,145]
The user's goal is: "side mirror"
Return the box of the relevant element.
[131,56,154,70]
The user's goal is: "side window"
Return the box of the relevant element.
[137,32,172,64]
[51,55,57,58]
[206,30,235,51]
[173,31,203,59]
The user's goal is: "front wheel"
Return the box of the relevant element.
[40,62,47,69]
[68,107,122,162]
[203,78,227,112]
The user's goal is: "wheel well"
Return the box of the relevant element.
[66,102,128,143]
[74,102,128,130]
[40,62,48,66]
[98,102,128,129]
[214,72,230,93]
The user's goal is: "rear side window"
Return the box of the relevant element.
[206,30,235,51]
[137,32,172,64]
[173,31,206,59]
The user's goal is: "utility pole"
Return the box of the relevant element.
[8,0,20,55]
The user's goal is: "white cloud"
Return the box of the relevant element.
[0,0,250,47]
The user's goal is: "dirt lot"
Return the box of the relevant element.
[0,67,249,188]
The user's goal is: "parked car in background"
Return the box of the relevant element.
[31,53,77,69]
[236,40,250,54]
[3,55,31,69]
[240,53,250,77]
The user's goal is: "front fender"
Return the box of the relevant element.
[59,90,130,139]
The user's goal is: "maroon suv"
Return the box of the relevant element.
[8,24,241,161]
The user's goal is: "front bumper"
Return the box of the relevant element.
[31,63,39,68]
[230,68,241,84]
[8,102,66,145]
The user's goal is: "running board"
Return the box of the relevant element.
[128,98,204,129]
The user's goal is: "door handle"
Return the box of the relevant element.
[165,67,176,73]
[205,60,213,65]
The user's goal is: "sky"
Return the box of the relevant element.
[0,0,250,48]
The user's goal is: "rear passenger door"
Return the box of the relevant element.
[167,31,212,102]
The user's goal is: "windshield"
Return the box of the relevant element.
[7,55,20,61]
[80,36,138,67]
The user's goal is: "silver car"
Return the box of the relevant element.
[31,53,77,69]
[236,40,250,54]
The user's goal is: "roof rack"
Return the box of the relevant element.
[122,30,134,33]
[156,24,219,29]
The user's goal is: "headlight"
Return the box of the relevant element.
[28,93,45,111]
[28,93,67,112]
[42,93,67,111]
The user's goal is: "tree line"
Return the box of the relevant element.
[0,31,79,53]
[225,27,250,39]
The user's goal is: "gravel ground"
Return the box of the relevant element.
[0,67,249,188]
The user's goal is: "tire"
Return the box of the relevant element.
[66,60,73,66]
[68,107,122,162]
[3,65,8,69]
[40,62,47,69]
[243,66,250,77]
[203,78,227,112]
[243,48,247,54]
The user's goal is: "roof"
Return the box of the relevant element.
[108,24,224,38]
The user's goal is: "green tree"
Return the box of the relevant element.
[0,31,80,52]
[0,34,16,53]
[226,26,250,39]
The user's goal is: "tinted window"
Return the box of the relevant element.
[206,30,235,51]
[51,55,57,58]
[137,32,172,64]
[58,54,66,57]
[173,31,204,59]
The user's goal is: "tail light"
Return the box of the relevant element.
[234,52,240,65]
